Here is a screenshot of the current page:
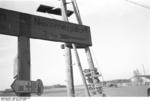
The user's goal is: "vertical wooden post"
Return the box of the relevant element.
[61,0,75,97]
[17,13,31,96]
[18,36,31,96]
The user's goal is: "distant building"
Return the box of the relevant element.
[130,75,150,86]
[105,79,130,87]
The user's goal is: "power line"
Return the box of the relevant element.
[126,0,150,10]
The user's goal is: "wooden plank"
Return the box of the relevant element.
[11,79,43,95]
[11,80,32,93]
[0,8,92,46]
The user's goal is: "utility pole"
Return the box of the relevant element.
[61,0,75,97]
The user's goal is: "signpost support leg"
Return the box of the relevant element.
[61,0,75,97]
[18,36,31,96]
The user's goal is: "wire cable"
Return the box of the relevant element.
[126,0,150,10]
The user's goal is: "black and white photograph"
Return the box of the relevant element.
[0,0,150,100]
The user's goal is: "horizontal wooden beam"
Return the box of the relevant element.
[0,8,92,46]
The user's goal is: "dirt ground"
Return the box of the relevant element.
[41,85,149,97]
[0,85,149,97]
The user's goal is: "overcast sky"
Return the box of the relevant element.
[0,0,150,90]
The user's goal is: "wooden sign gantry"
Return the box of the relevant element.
[0,6,91,96]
